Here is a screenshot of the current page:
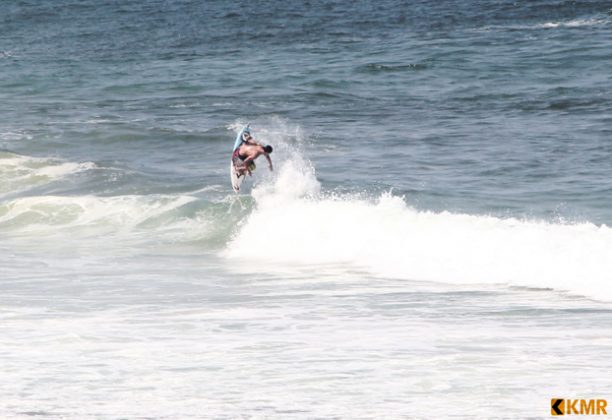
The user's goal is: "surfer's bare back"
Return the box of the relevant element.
[232,131,273,177]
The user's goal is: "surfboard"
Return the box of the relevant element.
[230,125,250,193]
[230,160,244,193]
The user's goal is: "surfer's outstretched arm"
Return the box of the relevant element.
[265,154,273,171]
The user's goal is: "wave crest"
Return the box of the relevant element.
[226,156,612,302]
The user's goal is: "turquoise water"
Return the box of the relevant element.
[1,1,612,418]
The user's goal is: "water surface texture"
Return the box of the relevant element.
[1,1,612,418]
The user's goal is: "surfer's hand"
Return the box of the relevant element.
[269,164,273,171]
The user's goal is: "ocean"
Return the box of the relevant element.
[1,0,612,418]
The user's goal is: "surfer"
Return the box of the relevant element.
[232,131,273,177]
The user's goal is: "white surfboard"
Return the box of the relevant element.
[230,125,250,193]
[230,160,245,192]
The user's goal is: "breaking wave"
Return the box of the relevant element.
[225,151,612,302]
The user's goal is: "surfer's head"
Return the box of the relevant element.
[263,145,273,154]
[242,132,252,141]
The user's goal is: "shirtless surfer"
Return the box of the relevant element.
[232,131,273,177]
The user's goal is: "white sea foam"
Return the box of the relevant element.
[478,17,610,32]
[0,152,95,195]
[0,130,32,141]
[537,18,609,29]
[0,194,202,240]
[226,155,612,302]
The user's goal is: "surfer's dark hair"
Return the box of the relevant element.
[264,145,273,153]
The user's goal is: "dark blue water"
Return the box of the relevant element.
[2,0,611,220]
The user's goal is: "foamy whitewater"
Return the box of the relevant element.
[2,0,612,418]
[229,161,612,301]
